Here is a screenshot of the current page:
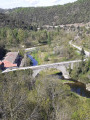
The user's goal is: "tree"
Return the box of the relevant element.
[81,48,85,56]
[48,32,51,46]
[80,48,85,68]
[0,70,33,120]
[17,29,25,43]
[7,29,13,45]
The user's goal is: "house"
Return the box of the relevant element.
[0,52,19,69]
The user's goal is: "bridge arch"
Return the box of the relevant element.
[32,65,70,79]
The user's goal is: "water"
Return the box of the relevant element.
[27,53,38,66]
[66,82,90,98]
[52,73,90,98]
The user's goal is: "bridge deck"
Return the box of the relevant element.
[2,59,82,73]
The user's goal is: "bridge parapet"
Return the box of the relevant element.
[2,60,82,79]
[31,60,82,79]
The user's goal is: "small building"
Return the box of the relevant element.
[0,52,19,69]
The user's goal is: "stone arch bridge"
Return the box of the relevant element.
[2,60,82,79]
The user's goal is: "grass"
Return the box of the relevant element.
[61,79,74,83]
[29,42,81,65]
[39,68,75,84]
[39,68,60,76]
[72,41,90,52]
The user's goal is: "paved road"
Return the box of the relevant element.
[69,41,90,57]
[25,47,36,51]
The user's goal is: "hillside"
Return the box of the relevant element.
[0,8,5,13]
[0,12,37,30]
[0,1,90,120]
[7,0,90,26]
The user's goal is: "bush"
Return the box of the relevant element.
[44,55,49,61]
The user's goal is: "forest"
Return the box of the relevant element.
[0,68,90,120]
[8,0,90,26]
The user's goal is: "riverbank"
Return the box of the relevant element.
[27,53,38,66]
[86,83,90,91]
[37,68,90,98]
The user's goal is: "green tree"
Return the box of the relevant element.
[17,29,25,43]
[7,29,13,45]
[0,70,33,120]
[48,32,51,46]
[80,48,85,68]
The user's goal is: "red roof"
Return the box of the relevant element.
[4,52,19,64]
[0,61,2,64]
[2,60,17,68]
[0,52,18,68]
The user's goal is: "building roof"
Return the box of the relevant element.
[4,52,19,64]
[2,60,17,68]
[0,52,19,68]
[0,61,2,64]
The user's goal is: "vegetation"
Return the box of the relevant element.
[0,43,7,60]
[0,13,37,30]
[69,55,90,84]
[26,57,33,66]
[0,69,90,120]
[0,0,90,119]
[0,25,81,63]
[72,26,90,51]
[7,0,90,26]
[24,29,81,65]
[30,44,81,65]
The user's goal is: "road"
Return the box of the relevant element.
[25,47,36,51]
[69,41,90,57]
[2,59,82,73]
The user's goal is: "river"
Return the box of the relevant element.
[27,52,38,66]
[66,81,90,98]
[52,73,90,98]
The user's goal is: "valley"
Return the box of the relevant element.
[0,0,90,120]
